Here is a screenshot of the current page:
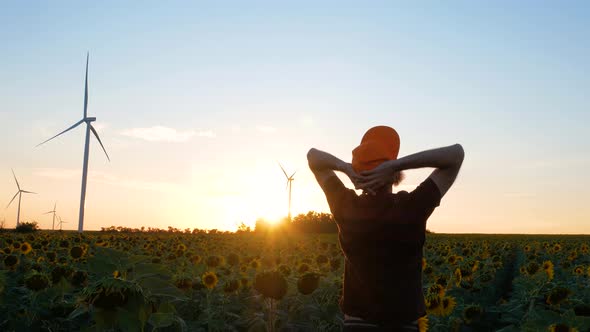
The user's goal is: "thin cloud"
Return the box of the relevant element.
[120,126,199,142]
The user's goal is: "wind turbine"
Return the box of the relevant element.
[43,202,57,230]
[278,163,296,220]
[36,52,110,233]
[6,169,37,228]
[57,216,67,231]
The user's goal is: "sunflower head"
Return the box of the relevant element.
[440,296,456,316]
[3,255,18,269]
[70,246,85,260]
[546,287,571,306]
[463,304,483,324]
[297,272,321,295]
[573,266,585,276]
[24,272,50,292]
[253,270,288,300]
[417,316,428,332]
[223,279,240,294]
[20,242,32,255]
[202,271,218,290]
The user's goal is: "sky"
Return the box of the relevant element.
[1,1,589,233]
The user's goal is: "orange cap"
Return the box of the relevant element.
[352,126,400,173]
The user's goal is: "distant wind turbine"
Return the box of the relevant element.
[279,163,296,220]
[57,216,67,231]
[6,169,37,228]
[36,52,110,233]
[44,202,58,230]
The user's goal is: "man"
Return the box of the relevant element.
[307,125,464,331]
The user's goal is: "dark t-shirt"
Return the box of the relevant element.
[320,176,441,324]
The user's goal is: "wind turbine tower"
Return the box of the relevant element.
[279,163,296,221]
[36,53,110,233]
[44,202,57,230]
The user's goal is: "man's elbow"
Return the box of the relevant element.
[307,148,318,168]
[454,144,465,165]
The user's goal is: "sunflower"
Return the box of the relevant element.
[543,261,554,280]
[240,275,251,288]
[567,251,578,261]
[177,243,187,252]
[223,279,240,294]
[297,272,321,295]
[113,270,122,279]
[426,297,442,316]
[174,277,193,291]
[440,296,456,316]
[471,260,480,273]
[427,283,445,298]
[4,255,18,269]
[20,242,32,255]
[205,255,223,268]
[191,254,202,264]
[546,287,570,306]
[463,304,483,324]
[581,244,589,254]
[253,270,288,300]
[553,243,562,253]
[526,262,540,275]
[573,266,585,276]
[250,259,261,270]
[202,271,218,290]
[453,268,462,287]
[524,245,531,252]
[24,272,50,292]
[548,323,578,332]
[417,316,428,332]
[70,246,85,260]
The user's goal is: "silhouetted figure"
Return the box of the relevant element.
[308,126,464,331]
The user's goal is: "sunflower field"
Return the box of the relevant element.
[0,231,589,332]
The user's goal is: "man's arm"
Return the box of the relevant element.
[358,144,465,197]
[307,148,360,188]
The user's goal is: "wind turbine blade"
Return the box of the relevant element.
[278,163,288,179]
[11,169,20,190]
[90,124,110,162]
[36,119,84,147]
[6,192,19,208]
[290,171,297,179]
[21,190,37,194]
[286,179,289,190]
[43,211,54,214]
[84,52,89,118]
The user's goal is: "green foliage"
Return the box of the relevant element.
[0,231,589,331]
[15,221,39,233]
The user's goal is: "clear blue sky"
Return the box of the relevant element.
[1,1,589,233]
